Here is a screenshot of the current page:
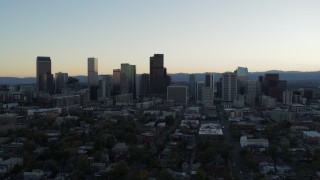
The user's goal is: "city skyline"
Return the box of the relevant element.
[2,1,320,179]
[1,0,320,77]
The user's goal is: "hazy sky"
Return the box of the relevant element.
[1,0,319,77]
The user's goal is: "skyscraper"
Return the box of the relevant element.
[235,67,248,95]
[99,75,113,99]
[216,78,222,99]
[140,73,150,97]
[205,73,215,90]
[262,73,287,101]
[282,90,293,105]
[262,74,279,95]
[88,57,98,100]
[246,80,257,96]
[120,63,136,98]
[150,54,170,96]
[36,56,54,93]
[88,57,98,87]
[235,67,248,81]
[167,86,188,105]
[112,69,121,95]
[55,72,68,94]
[131,65,136,98]
[196,82,205,103]
[189,74,196,101]
[245,80,258,106]
[222,72,238,102]
[203,73,215,106]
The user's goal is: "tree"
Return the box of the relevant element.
[156,141,166,152]
[264,125,277,140]
[24,140,36,152]
[78,157,91,173]
[196,140,214,151]
[230,127,240,141]
[138,170,149,179]
[169,150,183,168]
[314,148,320,161]
[278,121,291,129]
[108,162,129,179]
[280,144,291,162]
[267,144,279,160]
[130,147,144,163]
[195,169,207,180]
[239,148,249,157]
[72,171,85,180]
[44,160,59,177]
[157,170,174,180]
[165,116,175,126]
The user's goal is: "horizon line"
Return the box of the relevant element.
[1,69,320,78]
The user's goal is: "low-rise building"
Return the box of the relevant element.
[240,136,269,150]
[115,94,133,105]
[52,94,81,108]
[225,108,243,119]
[167,86,188,106]
[271,109,295,122]
[261,95,276,109]
[290,103,307,114]
[198,122,223,139]
[0,157,23,173]
[184,107,201,119]
[27,108,62,119]
[259,162,275,175]
[302,131,320,145]
[0,113,18,133]
[112,143,129,160]
[136,101,154,109]
[23,169,45,180]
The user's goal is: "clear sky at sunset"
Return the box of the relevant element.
[0,0,319,77]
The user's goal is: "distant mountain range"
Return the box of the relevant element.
[0,70,320,85]
[170,70,320,82]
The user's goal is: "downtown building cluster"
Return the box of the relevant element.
[34,54,171,107]
[188,67,295,108]
[0,59,318,109]
[1,58,320,179]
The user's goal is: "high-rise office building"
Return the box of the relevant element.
[202,87,214,106]
[262,74,279,95]
[99,75,113,99]
[246,80,257,96]
[88,57,98,100]
[235,67,248,95]
[282,90,293,105]
[55,72,68,94]
[131,65,136,98]
[196,82,205,103]
[88,57,98,87]
[222,72,238,102]
[262,74,287,102]
[140,73,150,97]
[205,73,215,90]
[245,80,258,106]
[36,56,53,92]
[167,86,188,105]
[120,63,136,98]
[202,73,215,106]
[235,67,248,81]
[189,74,196,101]
[136,76,140,99]
[112,69,121,95]
[150,54,170,96]
[216,78,222,99]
